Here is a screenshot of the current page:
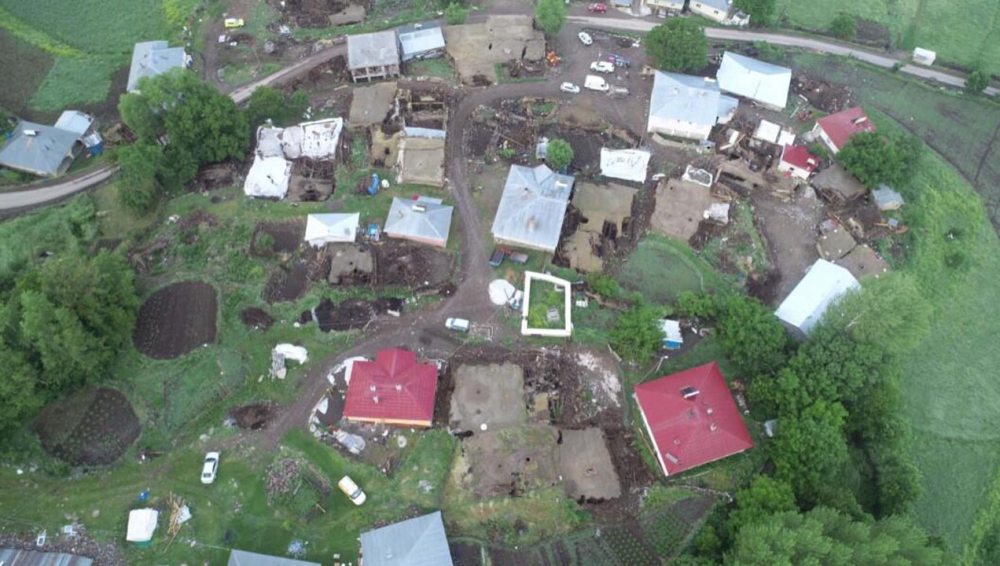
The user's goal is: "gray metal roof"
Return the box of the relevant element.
[649,72,736,130]
[873,185,904,209]
[127,40,187,92]
[53,111,94,137]
[385,196,453,245]
[696,0,731,12]
[0,121,78,176]
[360,511,453,566]
[716,51,791,109]
[227,549,320,566]
[398,22,445,61]
[491,164,575,252]
[0,548,94,566]
[348,31,400,70]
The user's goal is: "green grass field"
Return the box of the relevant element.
[774,0,1000,74]
[618,235,735,303]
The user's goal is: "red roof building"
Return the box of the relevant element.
[813,107,876,153]
[778,145,819,180]
[634,362,753,476]
[343,349,439,427]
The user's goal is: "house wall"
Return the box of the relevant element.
[346,415,432,427]
[350,63,401,82]
[777,160,810,180]
[647,117,712,141]
[644,0,685,11]
[812,123,840,154]
[493,235,558,253]
[690,1,728,22]
[384,231,446,248]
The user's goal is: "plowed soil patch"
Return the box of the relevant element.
[133,281,218,359]
[33,388,140,466]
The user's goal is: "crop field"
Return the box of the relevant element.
[0,30,52,114]
[774,0,1000,74]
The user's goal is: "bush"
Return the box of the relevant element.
[586,272,622,299]
[966,67,991,94]
[545,138,574,170]
[829,14,855,39]
[609,302,662,363]
[444,2,468,24]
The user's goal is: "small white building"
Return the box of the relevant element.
[716,52,792,110]
[913,47,936,66]
[659,319,683,350]
[126,509,159,544]
[690,0,732,23]
[775,259,859,338]
[305,213,360,247]
[777,145,819,180]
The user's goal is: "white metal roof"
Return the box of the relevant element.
[600,148,651,183]
[53,111,94,136]
[305,213,360,246]
[398,22,446,61]
[716,52,791,109]
[775,259,859,335]
[360,511,453,566]
[491,164,575,252]
[244,155,291,198]
[127,41,186,92]
[385,196,454,245]
[648,72,737,133]
[659,319,683,344]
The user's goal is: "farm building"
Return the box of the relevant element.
[347,31,401,82]
[689,0,733,23]
[659,319,684,350]
[491,164,575,252]
[127,41,188,92]
[304,213,360,247]
[777,145,819,179]
[775,258,860,338]
[343,349,439,427]
[360,511,453,566]
[716,52,791,110]
[398,22,446,62]
[813,107,875,154]
[873,185,905,210]
[228,549,320,566]
[913,47,936,65]
[0,111,101,177]
[646,72,738,141]
[643,0,685,16]
[384,196,454,248]
[0,548,93,566]
[396,128,446,187]
[600,148,651,183]
[634,362,753,476]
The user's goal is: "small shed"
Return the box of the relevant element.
[775,259,859,338]
[348,30,401,82]
[398,22,446,62]
[777,145,819,180]
[305,213,360,247]
[873,185,904,210]
[913,47,936,66]
[126,509,159,545]
[659,319,683,350]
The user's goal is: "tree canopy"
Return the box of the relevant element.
[768,400,849,499]
[645,19,707,73]
[826,273,932,356]
[545,138,574,170]
[734,0,776,26]
[609,302,663,363]
[534,0,566,36]
[837,131,922,189]
[966,66,990,94]
[444,2,469,24]
[246,86,309,128]
[116,141,164,213]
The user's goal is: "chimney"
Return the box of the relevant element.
[395,384,402,391]
[369,384,377,392]
[681,386,699,399]
[373,395,379,404]
[710,422,718,432]
[664,452,680,464]
[852,116,868,125]
[412,203,426,213]
[24,130,38,137]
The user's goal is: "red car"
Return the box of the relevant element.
[588,3,608,12]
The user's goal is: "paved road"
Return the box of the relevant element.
[570,16,999,96]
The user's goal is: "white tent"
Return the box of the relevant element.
[126,509,159,543]
[489,279,517,305]
[305,213,360,247]
[716,51,791,110]
[600,148,651,183]
[244,156,291,198]
[775,259,859,337]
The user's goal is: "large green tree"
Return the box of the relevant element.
[609,302,662,363]
[246,86,310,128]
[545,138,574,170]
[534,0,566,37]
[727,507,946,565]
[837,131,922,188]
[645,19,707,72]
[119,69,249,188]
[734,0,776,26]
[769,400,849,499]
[827,273,932,356]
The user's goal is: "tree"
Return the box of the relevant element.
[829,14,856,39]
[966,66,991,94]
[534,0,566,37]
[837,131,922,188]
[0,343,43,435]
[734,0,776,26]
[545,138,574,170]
[826,273,932,356]
[246,86,310,127]
[726,477,797,536]
[116,142,164,214]
[444,2,469,25]
[645,19,707,72]
[119,69,249,189]
[769,400,849,500]
[609,302,662,363]
[727,507,947,565]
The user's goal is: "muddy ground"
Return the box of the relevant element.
[227,401,277,430]
[374,239,455,289]
[252,220,304,257]
[241,307,275,331]
[33,388,140,465]
[133,281,218,359]
[301,296,404,332]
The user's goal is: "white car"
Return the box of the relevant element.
[445,317,471,332]
[560,82,581,94]
[578,32,593,46]
[338,476,367,506]
[590,61,614,73]
[201,452,220,484]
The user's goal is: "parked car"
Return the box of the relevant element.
[489,248,506,267]
[590,61,614,73]
[588,3,608,12]
[224,18,245,29]
[338,476,367,506]
[445,318,471,333]
[609,85,630,98]
[201,452,220,484]
[560,82,581,94]
[509,251,529,264]
[584,75,610,92]
[578,32,593,46]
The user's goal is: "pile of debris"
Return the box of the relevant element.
[266,458,301,502]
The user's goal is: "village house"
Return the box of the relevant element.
[777,145,819,180]
[647,71,738,141]
[689,0,732,23]
[347,30,401,82]
[643,0,686,17]
[127,40,188,92]
[360,511,453,566]
[304,213,360,247]
[0,111,102,177]
[813,107,876,154]
[492,164,575,252]
[716,52,791,110]
[775,258,859,338]
[343,349,439,427]
[384,196,454,248]
[398,21,446,62]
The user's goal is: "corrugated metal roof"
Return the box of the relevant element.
[360,511,453,566]
[0,121,78,176]
[716,52,791,109]
[127,40,186,92]
[343,349,438,424]
[0,547,94,566]
[348,31,400,70]
[384,197,453,246]
[491,164,574,252]
[648,72,735,131]
[228,549,321,566]
[398,22,445,61]
[52,111,94,137]
[775,259,859,335]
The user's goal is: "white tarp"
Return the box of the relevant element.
[244,155,292,198]
[754,120,781,143]
[275,344,308,364]
[775,259,859,336]
[126,509,159,542]
[299,118,344,160]
[704,202,730,224]
[659,319,683,346]
[600,148,651,183]
[305,213,360,247]
[489,279,517,305]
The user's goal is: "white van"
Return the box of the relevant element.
[584,75,610,92]
[445,318,471,332]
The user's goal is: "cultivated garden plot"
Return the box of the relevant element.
[33,388,140,465]
[132,281,218,359]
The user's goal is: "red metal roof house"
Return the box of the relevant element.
[343,349,439,427]
[634,362,753,476]
[778,145,819,180]
[812,107,876,154]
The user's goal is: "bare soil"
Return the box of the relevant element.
[33,388,140,466]
[241,307,275,331]
[304,296,404,332]
[374,239,454,289]
[227,402,277,430]
[263,260,312,303]
[133,281,218,359]
[252,220,304,256]
[791,74,853,114]
[280,0,370,28]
